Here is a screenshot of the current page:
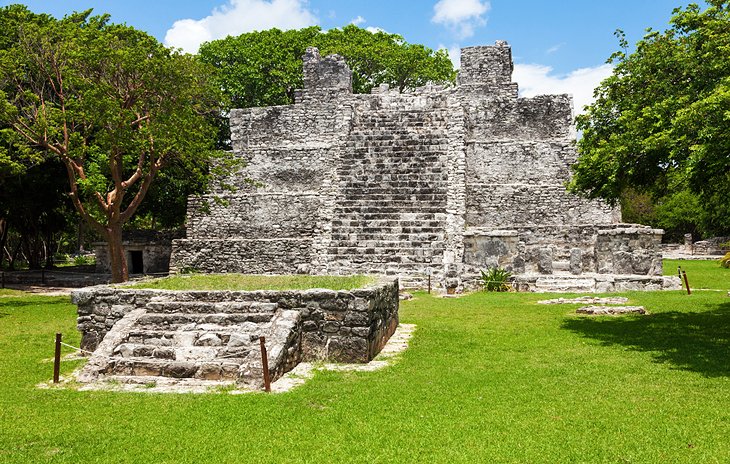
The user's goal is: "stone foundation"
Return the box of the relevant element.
[73,278,399,389]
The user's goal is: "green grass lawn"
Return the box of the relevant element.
[663,258,730,290]
[130,274,376,291]
[0,286,728,462]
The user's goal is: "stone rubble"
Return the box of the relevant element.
[576,306,647,315]
[537,296,630,305]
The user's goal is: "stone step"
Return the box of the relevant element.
[338,187,448,194]
[126,325,265,345]
[106,358,243,380]
[332,212,442,220]
[135,312,274,329]
[329,232,445,240]
[334,207,445,215]
[145,301,278,314]
[331,219,444,228]
[327,240,446,249]
[533,277,597,293]
[335,192,447,201]
[113,343,254,362]
[326,252,443,263]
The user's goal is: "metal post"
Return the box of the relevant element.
[427,273,431,294]
[53,333,62,383]
[259,336,271,392]
[682,271,691,295]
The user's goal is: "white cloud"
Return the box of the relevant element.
[350,15,366,26]
[546,43,564,55]
[513,63,613,114]
[366,26,388,34]
[164,0,318,53]
[432,0,490,39]
[439,43,461,69]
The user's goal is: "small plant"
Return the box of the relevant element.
[720,252,730,269]
[73,254,93,266]
[479,267,512,292]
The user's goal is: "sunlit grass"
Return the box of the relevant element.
[664,258,730,290]
[129,274,377,291]
[0,274,728,462]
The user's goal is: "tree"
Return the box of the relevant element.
[0,6,227,282]
[0,158,72,269]
[569,1,730,237]
[198,25,456,111]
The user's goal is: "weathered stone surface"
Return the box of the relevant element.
[73,279,398,390]
[570,248,583,275]
[576,306,647,315]
[537,296,629,305]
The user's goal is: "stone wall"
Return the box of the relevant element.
[74,278,399,364]
[463,224,663,276]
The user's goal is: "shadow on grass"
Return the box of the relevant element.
[562,301,730,378]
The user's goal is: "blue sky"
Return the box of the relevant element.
[1,0,708,111]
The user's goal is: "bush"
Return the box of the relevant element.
[73,254,94,266]
[720,252,730,269]
[479,267,512,292]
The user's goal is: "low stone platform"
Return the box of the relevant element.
[511,274,681,293]
[576,305,647,315]
[72,278,399,390]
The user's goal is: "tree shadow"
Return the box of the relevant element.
[561,301,730,378]
[0,296,69,309]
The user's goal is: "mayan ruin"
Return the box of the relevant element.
[170,41,677,293]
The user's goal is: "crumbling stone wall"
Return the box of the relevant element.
[75,279,399,364]
[171,41,663,290]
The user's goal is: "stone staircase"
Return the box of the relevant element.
[325,109,450,276]
[78,295,301,390]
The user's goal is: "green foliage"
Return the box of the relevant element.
[198,25,456,111]
[479,267,512,292]
[570,2,730,236]
[720,252,730,269]
[0,5,231,280]
[73,254,93,266]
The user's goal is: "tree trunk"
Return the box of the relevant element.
[105,224,128,283]
[0,218,7,270]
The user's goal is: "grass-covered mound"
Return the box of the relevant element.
[129,274,376,291]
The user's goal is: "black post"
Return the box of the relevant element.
[1,271,4,289]
[53,333,62,383]
[259,336,271,392]
[41,269,45,285]
[427,273,431,294]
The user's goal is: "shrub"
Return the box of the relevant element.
[479,267,512,292]
[73,254,94,266]
[720,252,730,269]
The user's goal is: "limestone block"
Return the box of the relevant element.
[568,248,582,275]
[537,248,553,274]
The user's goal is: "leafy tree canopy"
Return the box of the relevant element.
[198,25,457,110]
[569,1,730,236]
[0,5,230,281]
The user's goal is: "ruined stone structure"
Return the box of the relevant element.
[171,41,677,292]
[74,279,398,389]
